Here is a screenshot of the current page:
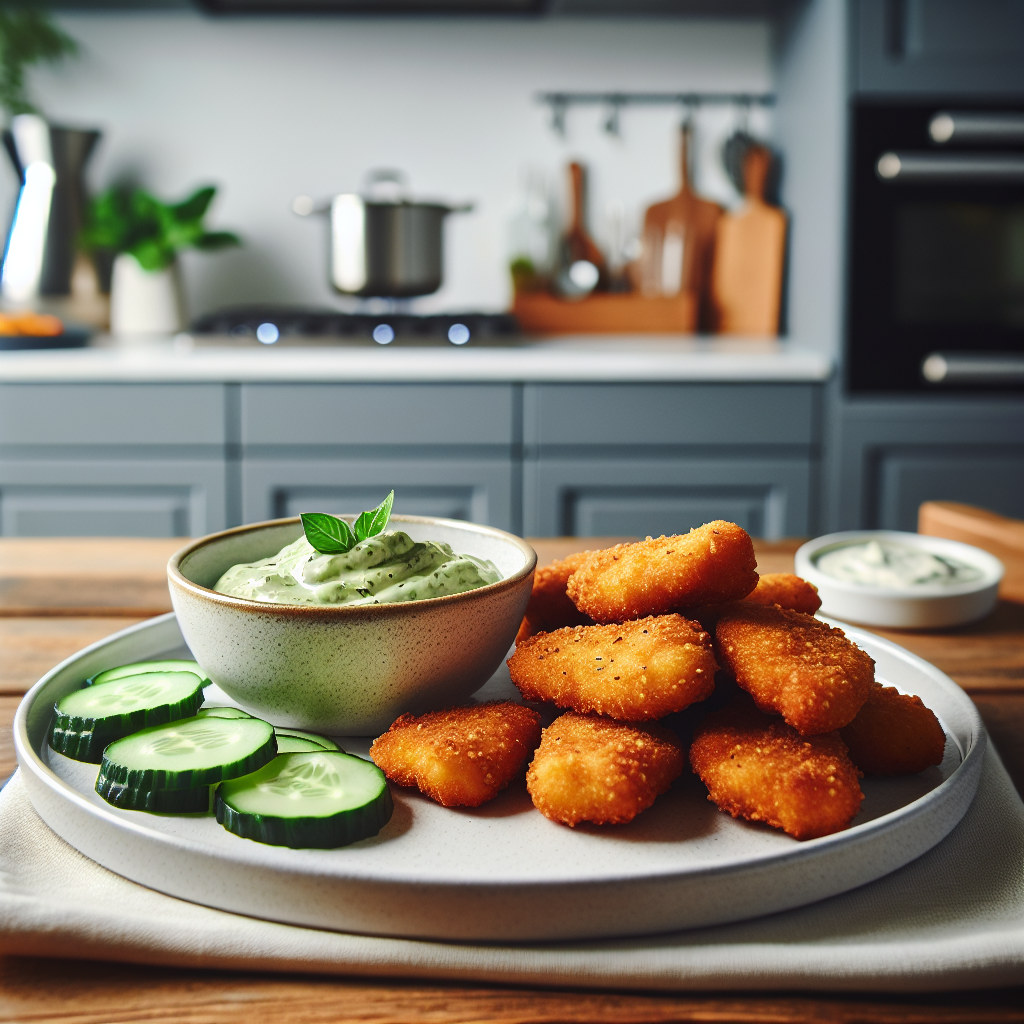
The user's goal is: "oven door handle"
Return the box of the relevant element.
[929,111,1024,145]
[876,152,1024,182]
[923,353,1024,385]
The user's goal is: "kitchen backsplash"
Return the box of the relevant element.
[16,13,773,319]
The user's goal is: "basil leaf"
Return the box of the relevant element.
[300,513,357,554]
[353,489,394,542]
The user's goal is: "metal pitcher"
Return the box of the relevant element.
[1,114,100,303]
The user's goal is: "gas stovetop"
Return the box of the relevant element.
[190,308,523,347]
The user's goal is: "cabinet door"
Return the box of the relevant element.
[0,459,227,537]
[524,458,811,540]
[242,458,516,533]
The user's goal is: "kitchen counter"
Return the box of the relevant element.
[0,335,832,383]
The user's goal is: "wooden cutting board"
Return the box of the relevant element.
[636,122,721,330]
[711,143,787,336]
[919,501,1024,603]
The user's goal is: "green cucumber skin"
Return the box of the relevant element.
[49,685,205,764]
[215,786,394,849]
[273,728,342,752]
[95,773,212,814]
[99,719,277,791]
[88,660,209,687]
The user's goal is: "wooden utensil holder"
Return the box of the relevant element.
[512,291,697,334]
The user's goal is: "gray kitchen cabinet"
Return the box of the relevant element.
[522,383,820,539]
[239,383,518,533]
[827,396,1024,532]
[853,0,1024,96]
[0,383,230,537]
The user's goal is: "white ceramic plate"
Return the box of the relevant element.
[15,613,984,943]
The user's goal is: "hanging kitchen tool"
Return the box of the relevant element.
[555,161,607,297]
[294,169,472,298]
[634,119,722,330]
[711,141,787,336]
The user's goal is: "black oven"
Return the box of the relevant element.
[846,101,1024,393]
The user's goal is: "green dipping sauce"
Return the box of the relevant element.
[213,530,501,606]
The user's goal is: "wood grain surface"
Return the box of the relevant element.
[1,534,1021,1023]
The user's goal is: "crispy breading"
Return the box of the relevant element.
[524,551,596,633]
[508,614,717,721]
[690,698,863,840]
[744,573,822,614]
[566,521,759,624]
[716,603,874,735]
[369,701,541,808]
[840,683,946,775]
[526,712,685,826]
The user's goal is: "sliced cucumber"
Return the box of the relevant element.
[196,706,253,720]
[275,735,329,753]
[88,660,208,687]
[50,671,206,763]
[95,772,212,814]
[274,727,341,752]
[100,715,276,791]
[216,751,392,848]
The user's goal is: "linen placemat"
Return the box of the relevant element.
[1,746,1022,993]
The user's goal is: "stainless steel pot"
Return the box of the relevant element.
[294,170,472,298]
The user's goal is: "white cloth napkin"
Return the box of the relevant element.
[1,747,1022,993]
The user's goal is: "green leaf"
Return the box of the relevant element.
[193,231,242,251]
[353,490,394,542]
[171,186,215,223]
[301,513,357,555]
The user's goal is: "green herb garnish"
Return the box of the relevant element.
[301,491,394,555]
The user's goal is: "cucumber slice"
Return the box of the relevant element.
[274,728,341,752]
[100,715,276,791]
[275,735,329,753]
[216,751,392,848]
[50,671,206,763]
[95,772,212,814]
[88,660,208,687]
[197,706,253,720]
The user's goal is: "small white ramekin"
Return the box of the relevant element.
[795,530,1004,629]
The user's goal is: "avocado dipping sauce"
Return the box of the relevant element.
[814,539,983,590]
[214,530,501,606]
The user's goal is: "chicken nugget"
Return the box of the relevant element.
[527,712,685,826]
[690,698,863,840]
[840,683,945,775]
[370,701,541,808]
[744,573,822,614]
[716,603,874,735]
[523,551,596,633]
[508,614,717,721]
[566,521,758,624]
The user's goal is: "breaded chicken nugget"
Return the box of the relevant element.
[716,603,874,735]
[527,712,685,826]
[840,683,945,775]
[690,698,863,840]
[370,701,541,808]
[566,521,759,624]
[744,573,822,614]
[508,614,717,721]
[524,551,596,633]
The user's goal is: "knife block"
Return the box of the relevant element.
[512,291,697,335]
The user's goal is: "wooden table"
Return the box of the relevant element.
[1,537,1021,1024]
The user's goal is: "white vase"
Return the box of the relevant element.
[110,253,185,336]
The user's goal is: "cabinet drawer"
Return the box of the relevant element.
[524,457,812,539]
[524,384,817,448]
[241,384,515,447]
[242,457,516,533]
[0,459,227,537]
[0,384,227,447]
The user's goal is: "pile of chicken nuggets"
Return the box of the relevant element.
[370,521,946,841]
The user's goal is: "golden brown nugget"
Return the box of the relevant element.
[716,603,874,735]
[523,551,597,633]
[744,573,822,614]
[508,614,717,721]
[527,712,685,826]
[840,683,945,775]
[370,701,541,808]
[566,521,759,624]
[690,699,863,840]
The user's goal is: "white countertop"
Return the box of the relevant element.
[0,335,833,384]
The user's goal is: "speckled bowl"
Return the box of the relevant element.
[167,515,536,734]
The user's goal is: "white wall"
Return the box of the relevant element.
[17,13,773,319]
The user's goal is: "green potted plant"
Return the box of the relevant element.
[0,5,76,118]
[82,185,240,335]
